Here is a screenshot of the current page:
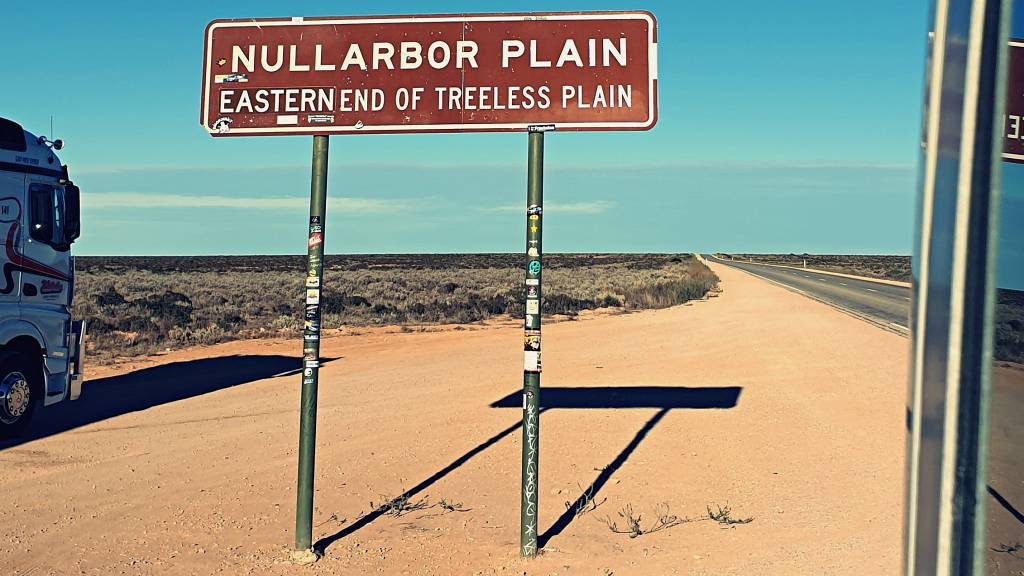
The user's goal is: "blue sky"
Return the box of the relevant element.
[3,1,930,258]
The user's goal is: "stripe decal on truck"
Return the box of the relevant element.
[0,223,70,294]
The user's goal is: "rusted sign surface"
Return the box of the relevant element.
[200,12,657,136]
[1005,40,1024,162]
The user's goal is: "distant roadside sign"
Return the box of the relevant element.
[200,12,657,136]
[1004,40,1024,162]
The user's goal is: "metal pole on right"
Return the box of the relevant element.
[520,125,549,557]
[903,0,1008,574]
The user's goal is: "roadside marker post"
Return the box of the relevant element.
[521,125,550,556]
[199,12,656,560]
[292,134,329,564]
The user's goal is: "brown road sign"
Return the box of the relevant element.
[1005,40,1024,163]
[200,12,657,137]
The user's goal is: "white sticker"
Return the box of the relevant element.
[526,278,540,286]
[305,360,319,368]
[524,350,541,372]
[306,289,320,304]
[525,314,534,325]
[526,299,540,314]
[527,247,539,257]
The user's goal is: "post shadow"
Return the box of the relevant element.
[987,484,1024,526]
[539,407,670,547]
[315,385,741,554]
[0,355,338,451]
[314,412,541,553]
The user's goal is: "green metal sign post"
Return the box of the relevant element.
[291,134,329,565]
[521,125,550,557]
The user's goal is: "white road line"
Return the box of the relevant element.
[866,288,877,292]
[904,297,911,301]
[839,282,848,286]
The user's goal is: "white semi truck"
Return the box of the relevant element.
[0,117,85,437]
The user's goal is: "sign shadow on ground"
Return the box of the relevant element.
[314,385,741,554]
[490,386,742,546]
[0,355,339,451]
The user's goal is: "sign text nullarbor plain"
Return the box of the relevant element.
[228,38,629,73]
[200,12,657,135]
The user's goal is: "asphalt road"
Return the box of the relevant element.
[705,255,912,331]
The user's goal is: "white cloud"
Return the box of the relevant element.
[480,200,614,214]
[71,159,914,175]
[83,192,410,213]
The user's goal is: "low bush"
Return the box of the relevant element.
[74,253,719,363]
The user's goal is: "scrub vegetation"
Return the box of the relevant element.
[599,502,752,539]
[996,288,1024,365]
[74,253,718,363]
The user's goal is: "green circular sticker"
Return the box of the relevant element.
[528,260,541,276]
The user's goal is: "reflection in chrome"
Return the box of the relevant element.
[0,371,30,424]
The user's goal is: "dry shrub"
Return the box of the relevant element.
[74,254,719,362]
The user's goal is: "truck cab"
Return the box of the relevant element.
[0,117,84,437]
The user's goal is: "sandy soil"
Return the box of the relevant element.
[984,364,1024,576]
[0,262,909,575]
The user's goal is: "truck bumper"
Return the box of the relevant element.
[68,320,86,401]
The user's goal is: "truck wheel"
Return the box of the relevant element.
[0,352,39,439]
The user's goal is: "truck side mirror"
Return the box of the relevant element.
[64,183,80,244]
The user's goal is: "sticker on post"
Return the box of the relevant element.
[308,233,323,249]
[524,295,540,313]
[306,276,320,288]
[524,350,542,373]
[528,260,541,277]
[306,289,320,304]
[526,278,539,286]
[305,360,319,368]
[524,330,541,351]
[528,205,542,216]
